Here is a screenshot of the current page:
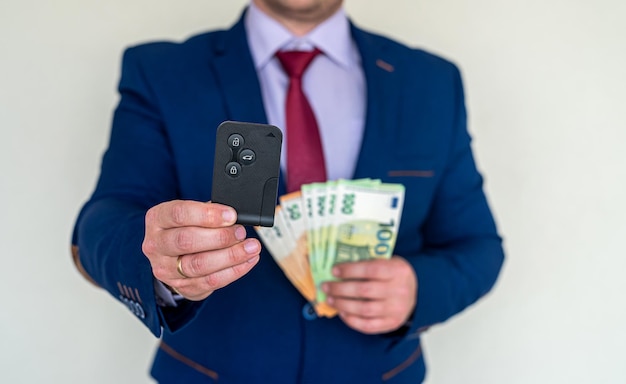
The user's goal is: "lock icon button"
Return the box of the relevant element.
[225,162,241,178]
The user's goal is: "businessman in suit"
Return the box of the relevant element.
[72,0,504,382]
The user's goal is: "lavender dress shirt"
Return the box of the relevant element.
[245,2,366,181]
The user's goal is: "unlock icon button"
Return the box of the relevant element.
[228,134,244,149]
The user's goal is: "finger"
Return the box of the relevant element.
[332,259,395,281]
[155,224,247,257]
[146,200,237,230]
[339,312,393,335]
[172,254,261,301]
[327,296,385,319]
[174,238,261,279]
[322,280,389,301]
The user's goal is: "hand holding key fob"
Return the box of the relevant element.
[211,121,282,227]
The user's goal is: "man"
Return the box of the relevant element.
[72,0,504,382]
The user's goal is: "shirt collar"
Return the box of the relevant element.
[244,1,356,70]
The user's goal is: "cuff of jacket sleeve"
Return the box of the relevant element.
[407,253,456,332]
[154,279,183,307]
[157,299,204,334]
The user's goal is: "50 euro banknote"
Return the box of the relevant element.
[255,195,337,317]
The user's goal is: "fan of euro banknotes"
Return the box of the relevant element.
[255,179,405,318]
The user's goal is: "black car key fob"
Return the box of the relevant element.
[211,121,282,227]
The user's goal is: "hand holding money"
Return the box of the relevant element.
[322,256,417,334]
[256,179,406,319]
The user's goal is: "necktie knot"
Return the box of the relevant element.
[276,48,322,79]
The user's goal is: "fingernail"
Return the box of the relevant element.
[235,226,247,241]
[247,255,260,264]
[326,297,334,305]
[244,239,260,254]
[321,283,329,293]
[222,208,236,223]
[332,267,340,277]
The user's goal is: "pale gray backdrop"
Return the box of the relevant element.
[1,0,625,383]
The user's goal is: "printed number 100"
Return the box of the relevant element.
[375,220,395,256]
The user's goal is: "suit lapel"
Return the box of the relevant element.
[211,17,268,125]
[210,16,288,196]
[350,24,402,179]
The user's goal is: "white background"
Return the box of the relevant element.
[1,1,625,383]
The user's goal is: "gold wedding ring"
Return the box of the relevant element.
[176,255,190,279]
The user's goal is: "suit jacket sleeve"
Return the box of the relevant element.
[72,45,202,337]
[405,65,505,334]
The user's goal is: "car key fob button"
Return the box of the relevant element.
[228,134,244,149]
[239,149,256,165]
[225,162,242,178]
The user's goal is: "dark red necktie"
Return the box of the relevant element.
[276,48,327,192]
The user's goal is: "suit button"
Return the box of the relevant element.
[135,303,146,319]
[120,295,146,319]
[302,303,317,320]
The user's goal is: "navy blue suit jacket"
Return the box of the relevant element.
[72,13,504,384]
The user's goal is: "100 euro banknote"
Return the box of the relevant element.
[255,180,405,314]
[313,180,404,302]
